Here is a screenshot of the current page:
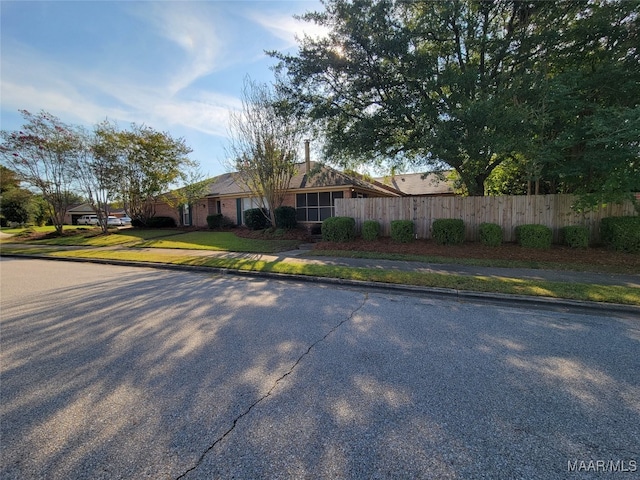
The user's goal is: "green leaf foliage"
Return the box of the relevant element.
[206,214,224,230]
[390,220,414,243]
[479,223,503,247]
[273,0,640,203]
[145,216,177,229]
[600,216,640,253]
[515,224,552,249]
[244,208,271,231]
[432,219,465,245]
[362,220,381,241]
[322,216,355,242]
[560,226,589,249]
[274,206,297,230]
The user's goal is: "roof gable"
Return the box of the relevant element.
[204,162,403,197]
[375,172,455,196]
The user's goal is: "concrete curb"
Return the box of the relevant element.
[3,252,639,318]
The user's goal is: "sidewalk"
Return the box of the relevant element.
[4,239,638,288]
[3,238,640,316]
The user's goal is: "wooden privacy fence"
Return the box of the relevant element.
[335,194,637,243]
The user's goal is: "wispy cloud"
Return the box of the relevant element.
[0,1,326,175]
[246,9,329,49]
[133,2,226,94]
[1,41,239,144]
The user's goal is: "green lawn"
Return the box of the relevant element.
[1,246,636,305]
[1,225,79,234]
[2,227,638,305]
[2,228,302,253]
[137,231,301,253]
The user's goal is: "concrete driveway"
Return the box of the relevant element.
[1,258,638,479]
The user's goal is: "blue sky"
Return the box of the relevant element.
[1,0,326,178]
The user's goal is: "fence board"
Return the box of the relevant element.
[335,194,637,243]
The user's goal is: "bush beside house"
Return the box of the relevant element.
[390,220,414,243]
[432,219,465,245]
[515,224,552,249]
[274,206,297,229]
[244,208,270,230]
[560,225,589,249]
[479,222,503,247]
[601,216,640,253]
[322,217,356,242]
[362,220,381,241]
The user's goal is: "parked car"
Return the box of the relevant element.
[106,216,123,227]
[119,216,132,225]
[77,215,99,225]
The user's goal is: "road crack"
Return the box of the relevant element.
[175,292,369,479]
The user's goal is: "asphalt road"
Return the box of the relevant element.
[1,258,638,479]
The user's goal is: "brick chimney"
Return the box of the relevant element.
[304,139,311,173]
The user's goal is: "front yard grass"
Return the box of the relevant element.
[2,246,636,305]
[2,228,302,253]
[136,231,301,253]
[2,227,638,306]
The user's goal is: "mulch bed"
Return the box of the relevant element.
[313,236,640,271]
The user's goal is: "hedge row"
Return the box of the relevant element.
[320,215,640,251]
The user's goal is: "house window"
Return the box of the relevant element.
[296,191,343,222]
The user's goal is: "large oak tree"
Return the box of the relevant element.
[273,0,639,202]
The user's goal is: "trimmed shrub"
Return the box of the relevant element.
[244,208,270,230]
[274,206,297,230]
[560,225,589,249]
[146,216,177,228]
[390,220,414,243]
[515,224,552,249]
[432,218,465,245]
[206,214,224,229]
[362,220,381,241]
[479,222,503,247]
[322,216,356,242]
[601,216,640,253]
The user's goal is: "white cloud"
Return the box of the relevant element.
[152,92,243,137]
[246,9,329,49]
[0,44,132,126]
[131,2,226,94]
[0,32,238,140]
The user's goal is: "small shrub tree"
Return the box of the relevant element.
[244,208,270,230]
[390,220,414,243]
[432,219,465,245]
[146,216,177,228]
[560,225,589,249]
[206,214,224,229]
[362,220,381,241]
[322,216,355,242]
[515,224,552,249]
[274,206,297,229]
[479,222,502,247]
[600,216,640,253]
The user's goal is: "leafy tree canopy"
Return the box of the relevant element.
[272,0,640,203]
[0,110,81,233]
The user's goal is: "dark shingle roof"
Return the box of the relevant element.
[205,162,403,197]
[375,172,454,196]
